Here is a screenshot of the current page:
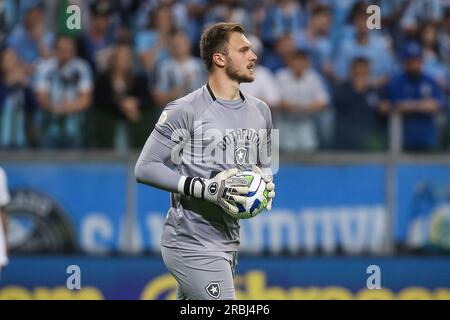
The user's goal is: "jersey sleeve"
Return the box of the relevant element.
[151,100,194,149]
[135,100,194,193]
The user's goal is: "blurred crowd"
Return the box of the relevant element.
[0,0,450,152]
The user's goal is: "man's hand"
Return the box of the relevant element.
[181,168,249,217]
[252,165,275,211]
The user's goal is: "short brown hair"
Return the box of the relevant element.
[200,22,245,71]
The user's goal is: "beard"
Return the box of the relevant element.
[225,57,255,83]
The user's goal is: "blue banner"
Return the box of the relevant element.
[0,257,449,300]
[3,162,449,255]
[3,164,127,254]
[137,165,387,254]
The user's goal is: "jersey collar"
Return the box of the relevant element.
[206,82,246,102]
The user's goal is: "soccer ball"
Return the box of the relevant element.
[235,170,269,219]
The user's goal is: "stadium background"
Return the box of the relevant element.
[1,0,450,299]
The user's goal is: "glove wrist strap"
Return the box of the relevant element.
[182,176,206,199]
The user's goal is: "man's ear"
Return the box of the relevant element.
[212,53,226,68]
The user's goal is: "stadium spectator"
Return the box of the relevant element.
[294,4,334,79]
[6,1,54,74]
[334,1,395,87]
[152,30,206,109]
[204,0,253,34]
[0,0,448,153]
[34,36,93,149]
[240,35,280,107]
[76,0,117,73]
[420,23,447,89]
[93,43,153,150]
[0,0,17,48]
[275,50,329,153]
[133,1,208,55]
[135,4,176,74]
[333,57,387,151]
[260,0,306,46]
[378,0,416,36]
[263,34,297,73]
[241,0,266,36]
[384,41,445,151]
[171,0,209,54]
[0,48,38,148]
[437,9,450,149]
[115,0,144,32]
[438,9,450,71]
[319,0,360,39]
[401,0,450,26]
[397,1,450,63]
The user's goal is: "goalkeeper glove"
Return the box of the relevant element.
[252,165,275,211]
[179,168,249,217]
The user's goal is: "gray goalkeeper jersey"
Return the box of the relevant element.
[144,84,272,253]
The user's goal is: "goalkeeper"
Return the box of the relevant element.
[135,23,275,300]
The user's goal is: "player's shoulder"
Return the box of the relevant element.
[165,85,210,114]
[242,92,271,118]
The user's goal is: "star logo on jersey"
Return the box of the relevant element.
[205,282,221,299]
[234,146,248,166]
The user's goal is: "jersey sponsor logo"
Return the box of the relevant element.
[217,129,260,151]
[205,282,221,299]
[208,182,218,195]
[6,189,77,253]
[167,123,276,171]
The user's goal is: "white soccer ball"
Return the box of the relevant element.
[235,170,269,219]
